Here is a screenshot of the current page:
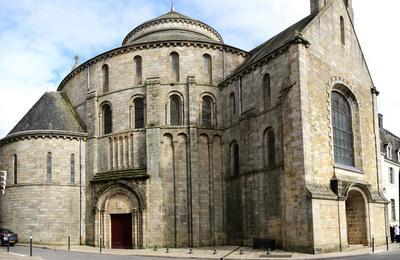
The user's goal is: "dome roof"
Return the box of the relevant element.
[122,11,223,46]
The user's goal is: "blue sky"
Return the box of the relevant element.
[0,0,399,138]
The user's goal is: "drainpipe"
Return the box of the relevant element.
[79,138,83,245]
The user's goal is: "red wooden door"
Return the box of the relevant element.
[111,214,132,249]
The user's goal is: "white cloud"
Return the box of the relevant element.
[0,0,399,138]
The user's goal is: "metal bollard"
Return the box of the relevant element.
[99,235,102,253]
[386,236,389,251]
[189,248,192,254]
[166,248,169,253]
[240,248,243,255]
[372,236,375,254]
[7,234,10,252]
[30,235,33,257]
[153,246,157,251]
[213,249,217,255]
[68,235,70,251]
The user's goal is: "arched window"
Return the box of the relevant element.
[134,56,142,85]
[230,93,236,115]
[386,144,393,159]
[70,153,75,183]
[230,142,240,177]
[340,16,345,45]
[332,91,354,166]
[47,152,52,182]
[264,128,275,167]
[170,52,180,82]
[102,64,109,93]
[263,73,271,106]
[202,96,213,128]
[134,98,144,129]
[13,154,17,185]
[170,95,182,126]
[203,54,212,84]
[103,104,112,134]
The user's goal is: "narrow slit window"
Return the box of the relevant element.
[170,52,180,82]
[102,64,109,93]
[103,104,112,134]
[202,96,213,128]
[203,54,212,84]
[70,153,75,183]
[170,95,182,126]
[134,56,142,85]
[47,152,52,182]
[340,16,345,45]
[13,154,17,185]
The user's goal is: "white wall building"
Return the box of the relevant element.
[379,114,400,226]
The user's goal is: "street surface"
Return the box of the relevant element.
[2,245,400,260]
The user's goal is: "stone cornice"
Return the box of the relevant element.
[57,40,249,91]
[0,130,87,146]
[122,17,223,45]
[219,33,310,89]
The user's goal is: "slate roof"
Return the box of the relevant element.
[227,13,317,79]
[8,92,85,136]
[122,11,223,45]
[380,127,400,162]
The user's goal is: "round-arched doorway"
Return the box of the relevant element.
[96,183,144,249]
[345,189,368,245]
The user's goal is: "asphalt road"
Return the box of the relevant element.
[4,245,400,260]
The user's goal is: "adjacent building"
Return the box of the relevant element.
[0,0,389,253]
[379,115,400,227]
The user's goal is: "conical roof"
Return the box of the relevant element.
[122,11,223,46]
[8,92,85,136]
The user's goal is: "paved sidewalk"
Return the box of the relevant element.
[14,242,400,259]
[0,249,42,260]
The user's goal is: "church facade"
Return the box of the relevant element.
[0,0,388,253]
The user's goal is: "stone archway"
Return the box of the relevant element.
[95,182,144,249]
[345,189,368,245]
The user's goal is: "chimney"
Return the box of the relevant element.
[310,1,354,22]
[378,114,383,128]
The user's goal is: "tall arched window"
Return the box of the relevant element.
[264,128,275,167]
[203,54,212,84]
[103,104,112,134]
[202,96,213,128]
[134,56,142,85]
[170,95,182,126]
[263,73,271,106]
[134,98,144,129]
[70,153,75,183]
[102,64,109,93]
[47,152,52,182]
[230,142,240,177]
[340,16,345,45]
[332,91,354,166]
[170,52,180,82]
[230,93,236,115]
[13,154,17,185]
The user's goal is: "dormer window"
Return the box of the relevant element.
[397,150,400,163]
[386,143,392,159]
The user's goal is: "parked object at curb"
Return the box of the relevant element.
[0,228,18,246]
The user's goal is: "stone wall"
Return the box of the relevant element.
[0,137,85,245]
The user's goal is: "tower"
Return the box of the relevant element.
[310,0,354,21]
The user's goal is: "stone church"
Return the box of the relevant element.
[0,0,389,253]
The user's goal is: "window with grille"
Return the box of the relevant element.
[202,96,213,128]
[170,95,182,126]
[332,91,354,166]
[134,98,144,128]
[103,105,112,134]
